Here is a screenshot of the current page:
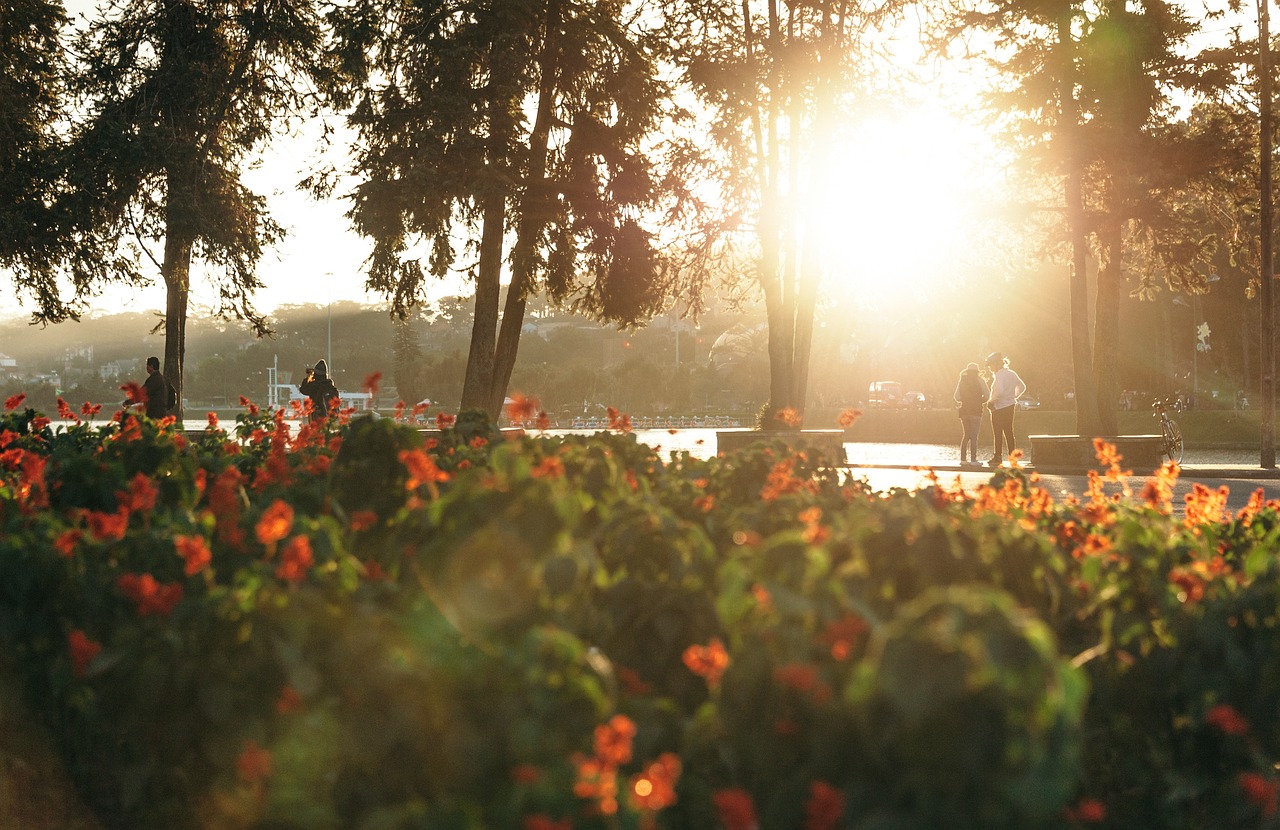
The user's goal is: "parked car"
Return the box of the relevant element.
[903,390,927,409]
[1017,396,1041,410]
[867,381,903,408]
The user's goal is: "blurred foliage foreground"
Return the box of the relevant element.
[2,392,1280,830]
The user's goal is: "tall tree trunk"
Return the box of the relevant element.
[461,190,505,414]
[1058,8,1101,438]
[488,0,561,416]
[1093,221,1123,435]
[162,168,194,422]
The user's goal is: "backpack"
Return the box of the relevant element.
[167,380,178,411]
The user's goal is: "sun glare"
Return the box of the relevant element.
[814,104,1001,311]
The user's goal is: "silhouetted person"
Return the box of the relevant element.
[130,356,174,419]
[299,359,339,422]
[954,362,988,466]
[985,352,1027,467]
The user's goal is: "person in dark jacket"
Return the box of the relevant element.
[953,362,988,466]
[298,359,339,422]
[134,355,173,419]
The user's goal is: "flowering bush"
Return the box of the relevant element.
[2,399,1280,829]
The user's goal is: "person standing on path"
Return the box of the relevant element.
[985,352,1027,467]
[298,359,339,422]
[954,362,988,466]
[130,356,174,420]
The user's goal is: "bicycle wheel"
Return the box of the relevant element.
[1163,418,1184,464]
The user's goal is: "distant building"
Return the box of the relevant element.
[0,353,16,374]
[99,359,133,379]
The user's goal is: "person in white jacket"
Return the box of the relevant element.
[984,352,1027,467]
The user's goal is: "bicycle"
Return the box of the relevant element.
[1153,398,1184,464]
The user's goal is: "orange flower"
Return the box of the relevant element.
[694,494,716,513]
[275,535,314,583]
[4,393,27,411]
[836,408,862,428]
[349,510,379,531]
[820,613,868,661]
[531,456,565,478]
[362,371,383,394]
[775,407,803,428]
[573,754,619,815]
[683,638,730,688]
[629,752,681,812]
[400,448,450,491]
[506,392,539,425]
[594,714,637,767]
[712,788,758,830]
[436,412,456,429]
[236,740,273,785]
[255,499,294,546]
[607,407,633,433]
[1206,703,1250,736]
[1169,566,1206,603]
[1240,773,1279,818]
[174,534,212,576]
[67,630,102,679]
[80,401,102,417]
[805,781,844,830]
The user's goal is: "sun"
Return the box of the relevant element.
[812,103,1004,311]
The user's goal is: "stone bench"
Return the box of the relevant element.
[1029,434,1165,473]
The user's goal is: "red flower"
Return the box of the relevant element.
[275,686,303,715]
[1206,703,1250,736]
[523,814,572,830]
[349,510,379,531]
[804,781,844,830]
[57,398,78,421]
[116,573,184,617]
[712,788,758,830]
[512,764,543,785]
[531,456,565,478]
[4,393,26,411]
[86,508,130,542]
[436,412,456,429]
[773,663,820,694]
[774,407,803,428]
[255,499,294,546]
[1241,773,1279,817]
[275,535,314,583]
[120,382,146,406]
[80,401,103,417]
[236,740,273,784]
[118,472,159,513]
[174,534,212,576]
[362,371,383,394]
[1064,797,1107,823]
[67,630,102,679]
[207,412,219,429]
[820,613,869,661]
[683,638,730,688]
[54,529,83,557]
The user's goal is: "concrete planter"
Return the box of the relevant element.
[1029,434,1164,473]
[715,429,847,463]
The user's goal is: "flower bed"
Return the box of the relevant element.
[2,393,1279,830]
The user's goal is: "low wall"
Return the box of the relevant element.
[808,407,1261,448]
[715,429,847,463]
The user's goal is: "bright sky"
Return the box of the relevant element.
[20,1,1097,324]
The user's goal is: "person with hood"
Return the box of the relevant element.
[953,362,988,466]
[299,359,339,422]
[984,352,1027,467]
